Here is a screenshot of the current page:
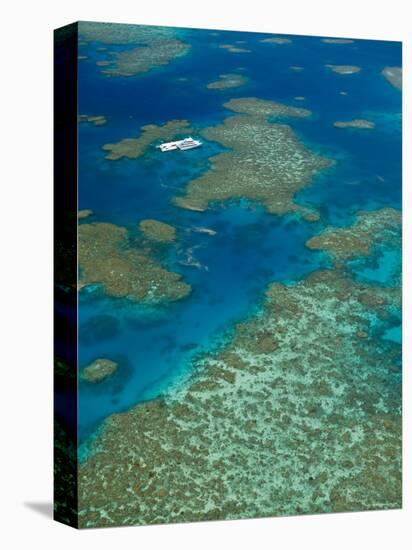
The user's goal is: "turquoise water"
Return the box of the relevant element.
[76,27,401,443]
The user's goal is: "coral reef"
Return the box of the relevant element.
[333,119,376,129]
[325,64,361,74]
[306,208,401,263]
[206,73,248,90]
[303,212,320,222]
[101,41,189,77]
[222,97,311,118]
[78,22,190,77]
[78,22,176,44]
[260,37,292,44]
[223,97,312,118]
[78,209,94,219]
[80,358,119,383]
[174,97,331,216]
[322,38,354,44]
[78,221,191,304]
[102,120,192,160]
[139,219,176,243]
[78,265,401,527]
[73,27,401,529]
[382,67,402,91]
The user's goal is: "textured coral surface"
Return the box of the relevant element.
[78,210,401,527]
[174,98,331,216]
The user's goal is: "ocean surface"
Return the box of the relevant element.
[76,27,401,445]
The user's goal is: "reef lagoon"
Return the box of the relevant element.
[71,22,401,527]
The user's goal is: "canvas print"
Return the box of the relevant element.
[54,21,402,528]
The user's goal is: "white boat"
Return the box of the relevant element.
[158,141,179,152]
[158,137,202,152]
[177,137,202,150]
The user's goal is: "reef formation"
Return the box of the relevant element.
[78,207,401,526]
[322,38,354,44]
[78,22,190,77]
[260,37,291,44]
[139,219,177,243]
[81,358,119,383]
[78,209,94,219]
[73,26,402,530]
[174,97,332,217]
[78,221,191,304]
[382,67,402,91]
[102,120,193,160]
[206,73,248,90]
[306,208,401,264]
[333,119,376,129]
[325,64,361,74]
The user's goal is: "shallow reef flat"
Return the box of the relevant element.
[222,97,311,118]
[78,22,190,77]
[139,219,176,243]
[100,40,189,77]
[78,221,191,304]
[174,97,332,216]
[206,73,248,90]
[78,22,181,44]
[78,209,94,219]
[306,208,401,264]
[382,67,402,91]
[325,64,361,74]
[78,260,401,526]
[260,37,292,44]
[102,120,193,160]
[321,38,354,44]
[80,358,119,383]
[333,119,376,129]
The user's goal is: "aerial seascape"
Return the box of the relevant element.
[56,21,401,527]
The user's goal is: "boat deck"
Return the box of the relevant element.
[158,137,202,152]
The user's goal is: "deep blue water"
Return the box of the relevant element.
[77,28,401,443]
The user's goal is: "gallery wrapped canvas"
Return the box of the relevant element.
[54,21,402,528]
